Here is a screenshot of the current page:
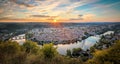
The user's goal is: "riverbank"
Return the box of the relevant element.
[10,31,114,55]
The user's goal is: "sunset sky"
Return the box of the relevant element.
[0,0,120,22]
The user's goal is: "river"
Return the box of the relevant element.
[55,31,114,55]
[11,31,114,55]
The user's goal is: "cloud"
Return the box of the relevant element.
[64,0,98,11]
[78,14,83,17]
[70,18,83,20]
[10,0,35,7]
[0,14,14,20]
[78,1,120,14]
[82,14,96,21]
[31,15,50,17]
[69,0,81,2]
[30,15,58,19]
[69,14,83,20]
[0,0,120,22]
[0,0,98,18]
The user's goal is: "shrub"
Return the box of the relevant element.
[23,41,40,54]
[42,43,57,59]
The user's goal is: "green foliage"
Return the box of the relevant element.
[90,46,95,53]
[0,41,25,64]
[82,36,86,40]
[72,48,82,54]
[0,40,119,64]
[0,41,21,55]
[86,40,120,64]
[25,33,33,39]
[84,32,89,35]
[66,49,72,57]
[42,43,57,59]
[23,41,40,54]
[0,41,83,64]
[68,58,83,64]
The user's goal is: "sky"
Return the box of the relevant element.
[0,0,120,23]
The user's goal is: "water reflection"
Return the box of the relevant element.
[56,31,114,55]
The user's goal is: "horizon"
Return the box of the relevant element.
[0,21,120,23]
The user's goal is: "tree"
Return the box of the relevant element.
[84,32,89,36]
[72,48,82,53]
[42,43,57,59]
[0,41,21,64]
[23,41,40,54]
[90,46,95,53]
[25,33,33,39]
[0,41,21,56]
[66,49,72,57]
[72,48,82,57]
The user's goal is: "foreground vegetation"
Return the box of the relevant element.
[0,40,120,64]
[85,40,120,64]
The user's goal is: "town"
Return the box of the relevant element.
[26,24,114,44]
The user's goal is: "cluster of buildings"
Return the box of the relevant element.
[27,25,109,44]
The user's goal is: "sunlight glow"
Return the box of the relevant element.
[53,19,57,22]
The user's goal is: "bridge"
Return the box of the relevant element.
[10,34,25,40]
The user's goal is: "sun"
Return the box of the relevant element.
[53,19,57,22]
